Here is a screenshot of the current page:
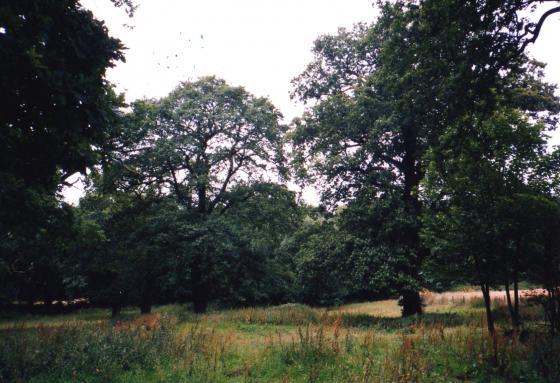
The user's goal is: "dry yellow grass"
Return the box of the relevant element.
[422,289,544,305]
[334,299,402,317]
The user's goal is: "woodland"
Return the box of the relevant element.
[3,1,560,382]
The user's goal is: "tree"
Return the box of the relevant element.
[282,198,411,306]
[68,191,188,316]
[0,0,125,305]
[291,3,431,316]
[108,77,287,312]
[212,183,303,306]
[422,104,556,334]
[0,196,74,308]
[291,0,560,316]
[340,192,422,303]
[525,196,560,335]
[0,0,124,190]
[293,218,354,306]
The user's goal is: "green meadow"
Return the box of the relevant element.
[2,293,558,383]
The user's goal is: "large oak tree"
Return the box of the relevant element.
[108,77,287,312]
[291,0,560,316]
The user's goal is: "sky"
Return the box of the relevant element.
[64,0,560,204]
[81,0,381,121]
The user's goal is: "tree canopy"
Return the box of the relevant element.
[0,0,125,306]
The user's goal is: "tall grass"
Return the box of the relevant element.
[0,314,234,383]
[261,320,558,382]
[203,302,476,331]
[1,299,560,382]
[204,303,326,326]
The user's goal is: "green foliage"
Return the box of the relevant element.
[287,196,421,307]
[109,76,286,202]
[98,76,290,312]
[4,0,560,350]
[294,220,353,305]
[0,0,124,307]
[0,191,75,306]
[69,178,305,313]
[0,0,124,189]
[422,108,548,274]
[211,183,302,306]
[69,193,197,312]
[62,178,312,315]
[421,98,559,330]
[290,0,560,317]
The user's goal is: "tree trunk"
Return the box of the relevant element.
[546,288,554,335]
[139,279,153,314]
[513,263,520,330]
[191,180,209,314]
[481,283,495,334]
[192,289,208,313]
[399,126,424,318]
[111,304,121,318]
[505,280,516,327]
[481,282,498,363]
[140,302,151,314]
[191,257,208,313]
[551,287,560,335]
[401,289,423,316]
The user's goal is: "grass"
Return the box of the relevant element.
[0,294,558,382]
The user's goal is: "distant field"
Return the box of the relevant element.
[1,293,558,382]
[424,289,545,303]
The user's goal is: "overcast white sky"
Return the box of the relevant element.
[65,0,560,204]
[82,0,381,120]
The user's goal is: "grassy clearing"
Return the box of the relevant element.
[1,294,558,382]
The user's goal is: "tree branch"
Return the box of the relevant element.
[167,159,185,204]
[520,5,560,51]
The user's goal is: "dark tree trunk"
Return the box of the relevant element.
[401,290,423,316]
[139,278,154,314]
[505,280,516,326]
[190,181,209,314]
[481,283,495,335]
[192,290,208,313]
[398,126,425,317]
[548,289,555,335]
[139,295,152,314]
[505,238,523,330]
[481,281,499,363]
[513,262,520,330]
[111,304,121,318]
[140,301,151,314]
[549,287,560,335]
[191,257,208,313]
[469,251,498,363]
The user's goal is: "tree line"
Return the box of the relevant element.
[2,0,560,334]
